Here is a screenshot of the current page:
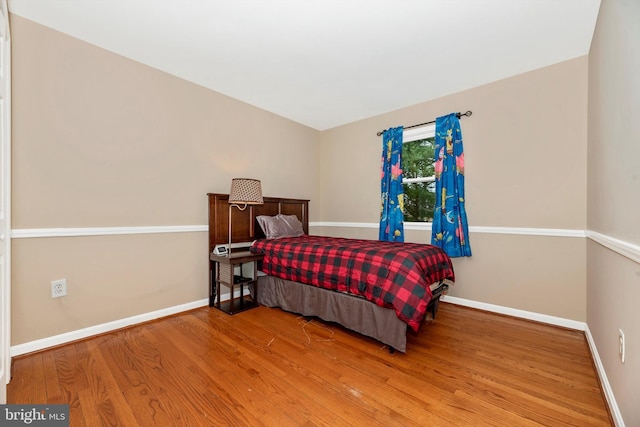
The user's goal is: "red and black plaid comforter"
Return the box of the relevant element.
[251,235,455,332]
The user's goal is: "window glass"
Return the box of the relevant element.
[403,125,435,222]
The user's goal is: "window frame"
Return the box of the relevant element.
[402,123,436,225]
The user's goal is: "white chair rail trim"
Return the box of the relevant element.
[11,225,207,238]
[587,230,640,265]
[13,224,640,267]
[10,223,587,239]
[312,222,587,238]
[11,226,588,239]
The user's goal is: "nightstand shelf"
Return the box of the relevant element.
[210,251,264,315]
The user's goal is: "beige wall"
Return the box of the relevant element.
[316,224,587,321]
[12,233,207,341]
[10,10,593,354]
[317,57,588,321]
[11,12,591,343]
[318,58,588,229]
[587,0,640,425]
[10,15,319,344]
[11,5,639,424]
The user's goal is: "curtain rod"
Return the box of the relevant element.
[376,110,472,136]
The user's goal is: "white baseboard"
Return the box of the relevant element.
[585,326,625,427]
[443,295,624,425]
[10,287,248,357]
[10,298,209,357]
[13,293,585,357]
[441,295,586,331]
[9,292,623,426]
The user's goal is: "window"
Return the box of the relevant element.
[402,124,436,222]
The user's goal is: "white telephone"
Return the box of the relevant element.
[213,245,228,255]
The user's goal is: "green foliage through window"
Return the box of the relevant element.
[403,137,435,222]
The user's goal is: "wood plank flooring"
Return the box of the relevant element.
[8,303,612,426]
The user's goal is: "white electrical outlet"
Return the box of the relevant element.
[618,329,625,364]
[51,279,67,298]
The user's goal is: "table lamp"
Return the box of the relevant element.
[228,178,263,255]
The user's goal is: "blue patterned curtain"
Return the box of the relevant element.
[431,113,471,257]
[379,126,404,242]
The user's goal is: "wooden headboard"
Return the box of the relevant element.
[207,193,310,254]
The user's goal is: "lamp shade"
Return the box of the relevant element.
[229,178,263,205]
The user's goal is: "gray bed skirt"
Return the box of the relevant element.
[256,274,409,353]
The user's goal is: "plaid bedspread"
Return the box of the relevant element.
[251,236,455,332]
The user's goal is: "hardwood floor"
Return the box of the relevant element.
[8,302,612,426]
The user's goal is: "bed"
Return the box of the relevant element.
[207,193,455,353]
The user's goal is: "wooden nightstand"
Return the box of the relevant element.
[210,251,264,314]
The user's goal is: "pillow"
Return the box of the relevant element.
[256,214,305,239]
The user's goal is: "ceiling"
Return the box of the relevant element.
[8,0,600,131]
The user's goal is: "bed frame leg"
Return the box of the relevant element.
[428,283,449,320]
[388,347,395,354]
[430,297,440,319]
